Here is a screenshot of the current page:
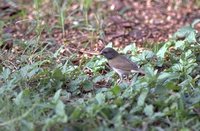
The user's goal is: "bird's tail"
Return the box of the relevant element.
[131,69,145,74]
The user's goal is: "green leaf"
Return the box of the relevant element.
[157,72,173,80]
[14,91,24,106]
[55,100,67,120]
[156,41,172,59]
[165,81,179,91]
[21,120,34,131]
[172,64,183,72]
[53,89,62,103]
[43,100,67,131]
[141,50,155,60]
[123,44,137,54]
[92,75,104,83]
[157,72,180,89]
[20,65,31,78]
[70,107,82,120]
[95,93,105,104]
[144,104,154,117]
[156,57,164,67]
[180,128,190,131]
[1,68,11,80]
[111,85,121,96]
[85,56,106,72]
[82,80,93,91]
[173,25,197,43]
[174,40,185,50]
[137,89,148,107]
[27,68,40,78]
[52,68,65,80]
[184,50,192,58]
[187,31,196,43]
[144,65,157,77]
[174,25,192,38]
[152,112,165,119]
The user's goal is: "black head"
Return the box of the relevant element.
[100,47,119,60]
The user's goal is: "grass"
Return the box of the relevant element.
[0,0,200,131]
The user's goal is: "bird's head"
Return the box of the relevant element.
[100,47,119,60]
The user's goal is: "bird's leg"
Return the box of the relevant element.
[123,74,130,83]
[117,73,129,84]
[117,74,123,84]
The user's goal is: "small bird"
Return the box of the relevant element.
[100,47,145,83]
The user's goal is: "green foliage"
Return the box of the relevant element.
[1,3,200,131]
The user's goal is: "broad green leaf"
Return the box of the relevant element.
[131,56,141,62]
[92,75,104,83]
[85,56,106,72]
[82,80,93,91]
[152,112,165,119]
[53,89,62,103]
[70,107,82,120]
[172,64,183,72]
[111,85,121,96]
[165,81,179,91]
[141,50,155,60]
[113,113,123,126]
[173,25,197,43]
[137,89,148,107]
[156,57,164,67]
[184,50,192,58]
[178,79,192,88]
[14,91,24,106]
[52,68,65,80]
[186,90,200,105]
[20,65,33,78]
[144,65,157,77]
[27,68,40,78]
[55,100,67,120]
[156,41,172,59]
[122,86,133,98]
[174,40,185,50]
[95,93,105,104]
[123,44,137,54]
[157,72,173,80]
[180,128,190,131]
[43,100,67,131]
[187,31,196,43]
[144,104,154,117]
[21,120,34,131]
[1,68,11,80]
[173,25,193,38]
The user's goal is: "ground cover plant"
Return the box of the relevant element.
[0,0,200,131]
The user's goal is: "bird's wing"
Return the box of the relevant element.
[108,55,139,72]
